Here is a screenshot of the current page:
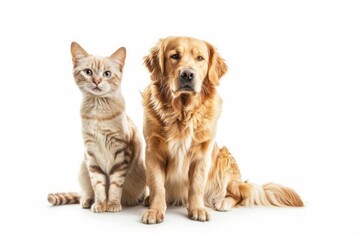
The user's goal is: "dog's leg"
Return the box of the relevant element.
[210,181,236,211]
[188,159,211,221]
[214,197,237,211]
[211,148,240,211]
[187,142,213,222]
[141,150,167,224]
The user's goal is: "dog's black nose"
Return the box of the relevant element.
[180,68,196,83]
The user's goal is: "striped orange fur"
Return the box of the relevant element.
[47,193,80,205]
[48,42,146,212]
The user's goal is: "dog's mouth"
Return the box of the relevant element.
[176,86,196,93]
[171,88,198,106]
[179,85,195,92]
[173,86,197,95]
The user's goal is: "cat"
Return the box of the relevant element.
[47,42,146,213]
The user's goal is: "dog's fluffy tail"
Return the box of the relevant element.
[239,182,304,207]
[47,192,80,206]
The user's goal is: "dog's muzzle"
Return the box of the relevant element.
[178,68,196,92]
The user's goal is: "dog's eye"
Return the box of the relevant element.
[84,68,93,76]
[196,56,204,61]
[103,71,112,78]
[170,53,180,60]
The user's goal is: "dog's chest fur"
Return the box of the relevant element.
[168,123,192,159]
[164,120,195,203]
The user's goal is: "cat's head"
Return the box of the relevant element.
[71,42,126,96]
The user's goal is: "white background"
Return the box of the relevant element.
[0,0,359,239]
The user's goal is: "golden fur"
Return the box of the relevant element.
[141,36,303,224]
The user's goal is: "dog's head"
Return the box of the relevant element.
[144,36,227,104]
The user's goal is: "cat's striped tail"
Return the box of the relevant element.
[47,192,80,206]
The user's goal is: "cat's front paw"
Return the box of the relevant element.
[141,209,165,224]
[91,202,107,213]
[107,201,122,212]
[188,207,210,222]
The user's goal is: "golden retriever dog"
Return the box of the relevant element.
[141,36,303,224]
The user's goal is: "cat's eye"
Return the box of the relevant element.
[170,53,180,60]
[84,69,93,76]
[103,71,112,78]
[196,56,204,61]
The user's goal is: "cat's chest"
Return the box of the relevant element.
[82,120,129,172]
[85,120,128,143]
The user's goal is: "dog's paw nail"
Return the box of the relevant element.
[188,208,210,222]
[141,209,164,224]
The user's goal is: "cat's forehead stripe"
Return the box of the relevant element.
[85,57,110,73]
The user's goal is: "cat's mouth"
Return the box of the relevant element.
[86,85,107,96]
[92,87,102,92]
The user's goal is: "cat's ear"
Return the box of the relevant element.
[110,47,126,72]
[71,42,89,67]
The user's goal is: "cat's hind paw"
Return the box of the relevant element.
[81,198,93,209]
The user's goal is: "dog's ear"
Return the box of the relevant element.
[206,42,228,86]
[144,39,165,81]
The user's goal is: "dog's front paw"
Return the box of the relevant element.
[141,209,165,224]
[188,208,210,222]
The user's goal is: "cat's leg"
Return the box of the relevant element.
[122,158,147,206]
[106,150,130,212]
[79,159,94,208]
[85,151,107,213]
[121,125,147,206]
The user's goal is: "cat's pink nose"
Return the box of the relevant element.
[92,78,102,85]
